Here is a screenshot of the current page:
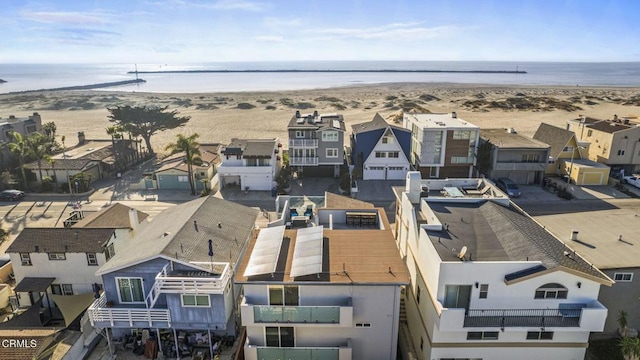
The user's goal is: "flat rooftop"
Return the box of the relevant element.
[236,208,409,285]
[404,113,478,129]
[480,128,550,149]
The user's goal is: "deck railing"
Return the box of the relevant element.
[87,293,171,327]
[464,308,582,328]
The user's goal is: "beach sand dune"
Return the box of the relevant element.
[1,83,639,154]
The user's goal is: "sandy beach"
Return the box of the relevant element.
[1,83,639,153]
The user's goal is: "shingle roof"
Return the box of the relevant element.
[586,120,633,134]
[351,113,405,134]
[7,228,115,254]
[0,329,58,360]
[156,143,221,173]
[96,196,259,275]
[73,203,149,229]
[533,123,575,158]
[24,159,97,171]
[222,138,276,158]
[424,201,610,283]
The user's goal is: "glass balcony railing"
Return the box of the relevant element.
[257,347,339,360]
[253,306,340,324]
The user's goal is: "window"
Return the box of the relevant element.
[451,156,472,164]
[181,294,210,307]
[26,125,37,133]
[87,253,98,266]
[416,285,421,304]
[269,285,299,306]
[375,151,386,158]
[177,175,189,182]
[388,151,399,158]
[563,146,574,152]
[48,253,66,260]
[382,136,394,144]
[322,131,338,142]
[326,148,338,158]
[295,130,305,138]
[265,327,294,347]
[62,284,73,295]
[467,331,499,340]
[522,154,540,163]
[106,243,115,261]
[587,130,593,137]
[479,284,488,299]
[526,331,554,340]
[51,284,73,296]
[20,253,32,266]
[453,130,471,139]
[116,277,144,303]
[614,273,633,282]
[534,283,568,299]
[355,323,371,328]
[617,149,626,156]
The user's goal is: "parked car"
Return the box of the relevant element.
[495,178,521,197]
[0,190,25,201]
[623,175,640,189]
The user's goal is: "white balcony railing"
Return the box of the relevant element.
[87,293,171,327]
[289,139,318,147]
[240,296,353,327]
[245,339,352,360]
[290,157,319,166]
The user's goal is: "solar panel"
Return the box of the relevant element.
[243,225,285,277]
[290,226,324,278]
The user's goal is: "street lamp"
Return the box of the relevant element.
[567,145,587,184]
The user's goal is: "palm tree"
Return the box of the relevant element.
[619,310,630,338]
[26,133,53,188]
[106,125,125,172]
[42,122,57,140]
[7,131,30,190]
[61,136,72,193]
[165,133,201,195]
[620,336,640,360]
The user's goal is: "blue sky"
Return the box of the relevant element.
[2,0,639,63]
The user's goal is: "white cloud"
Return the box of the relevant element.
[263,17,302,27]
[254,35,284,42]
[211,0,266,11]
[308,21,458,40]
[20,11,109,25]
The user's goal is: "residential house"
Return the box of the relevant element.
[25,132,140,189]
[237,194,409,360]
[533,123,610,185]
[7,228,116,312]
[155,143,221,191]
[288,111,345,177]
[87,196,259,356]
[403,112,479,179]
[350,113,411,180]
[0,113,42,169]
[217,138,280,191]
[478,128,550,184]
[394,172,612,360]
[568,115,640,174]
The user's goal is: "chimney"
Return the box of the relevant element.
[614,114,618,121]
[77,131,86,145]
[129,208,139,231]
[570,230,579,241]
[8,115,15,119]
[313,110,318,118]
[451,112,457,118]
[295,110,301,118]
[34,245,40,252]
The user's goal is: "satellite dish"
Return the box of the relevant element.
[458,246,468,259]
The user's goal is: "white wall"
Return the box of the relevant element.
[363,129,410,180]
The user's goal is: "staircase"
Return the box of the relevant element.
[399,296,407,323]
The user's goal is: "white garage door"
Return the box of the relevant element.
[242,175,272,191]
[387,167,408,180]
[364,167,385,180]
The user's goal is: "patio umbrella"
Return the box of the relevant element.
[208,239,213,271]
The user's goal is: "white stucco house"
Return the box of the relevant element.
[394,172,613,360]
[217,138,280,191]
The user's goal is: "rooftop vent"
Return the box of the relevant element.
[451,112,457,118]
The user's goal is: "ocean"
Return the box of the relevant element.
[1,61,640,94]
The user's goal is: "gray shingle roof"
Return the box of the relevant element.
[73,203,148,229]
[533,123,575,158]
[223,138,276,158]
[24,159,97,171]
[7,228,115,254]
[96,196,259,275]
[587,121,633,134]
[351,113,405,134]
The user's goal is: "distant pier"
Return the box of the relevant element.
[127,69,527,74]
[4,79,146,94]
[0,79,6,83]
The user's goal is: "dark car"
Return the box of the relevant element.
[495,178,521,198]
[0,190,25,201]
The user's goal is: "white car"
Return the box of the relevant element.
[622,175,640,188]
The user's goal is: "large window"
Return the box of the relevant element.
[534,283,567,299]
[181,294,210,307]
[388,151,399,158]
[87,253,98,266]
[51,284,73,296]
[106,244,115,261]
[375,151,386,158]
[326,148,338,158]
[453,130,472,140]
[522,154,540,163]
[20,253,32,266]
[479,284,488,299]
[177,175,189,183]
[265,326,294,347]
[526,331,554,340]
[269,285,299,306]
[467,331,499,340]
[322,131,338,142]
[48,253,66,260]
[614,273,633,282]
[116,277,144,303]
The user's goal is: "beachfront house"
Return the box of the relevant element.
[237,195,409,360]
[154,143,221,191]
[350,113,411,180]
[403,112,479,179]
[533,123,610,185]
[394,172,612,360]
[0,113,42,169]
[478,128,550,184]
[217,138,280,191]
[568,114,640,175]
[86,196,259,357]
[287,111,345,177]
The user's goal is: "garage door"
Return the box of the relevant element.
[364,167,385,180]
[386,167,408,180]
[509,172,530,185]
[242,175,273,191]
[581,172,603,185]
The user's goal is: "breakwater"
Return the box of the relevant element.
[4,78,145,94]
[128,69,527,74]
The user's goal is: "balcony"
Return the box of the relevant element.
[241,297,353,327]
[438,301,607,332]
[146,262,232,308]
[289,139,318,147]
[87,293,171,328]
[245,340,352,360]
[290,157,319,166]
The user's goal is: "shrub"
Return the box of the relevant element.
[237,102,256,109]
[40,176,54,192]
[265,105,277,110]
